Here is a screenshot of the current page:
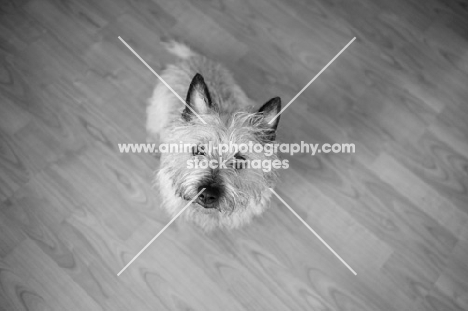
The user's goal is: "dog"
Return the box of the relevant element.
[146,41,282,230]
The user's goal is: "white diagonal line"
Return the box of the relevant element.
[269,37,356,124]
[118,36,207,124]
[117,188,205,276]
[269,188,357,275]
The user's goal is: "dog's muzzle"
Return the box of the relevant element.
[196,185,220,208]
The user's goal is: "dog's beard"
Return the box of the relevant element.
[156,159,276,230]
[172,168,251,213]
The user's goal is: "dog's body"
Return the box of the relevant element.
[147,41,281,230]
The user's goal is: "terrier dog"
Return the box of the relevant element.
[147,41,282,230]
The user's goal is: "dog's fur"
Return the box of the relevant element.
[147,41,281,230]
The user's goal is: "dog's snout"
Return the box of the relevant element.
[197,186,220,208]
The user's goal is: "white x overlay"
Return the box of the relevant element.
[117,36,356,276]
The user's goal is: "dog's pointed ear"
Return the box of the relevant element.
[183,73,212,121]
[255,97,281,141]
[258,97,281,129]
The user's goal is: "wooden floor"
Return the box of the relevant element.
[1,0,468,310]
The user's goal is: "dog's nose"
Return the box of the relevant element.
[197,186,219,208]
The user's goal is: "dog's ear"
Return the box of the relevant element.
[183,73,212,121]
[255,97,281,141]
[258,96,281,128]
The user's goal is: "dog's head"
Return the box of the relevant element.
[159,73,282,229]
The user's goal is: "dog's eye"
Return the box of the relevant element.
[192,145,205,156]
[233,154,247,169]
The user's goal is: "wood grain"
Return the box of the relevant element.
[1,0,468,310]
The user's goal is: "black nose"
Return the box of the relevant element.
[197,186,220,208]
